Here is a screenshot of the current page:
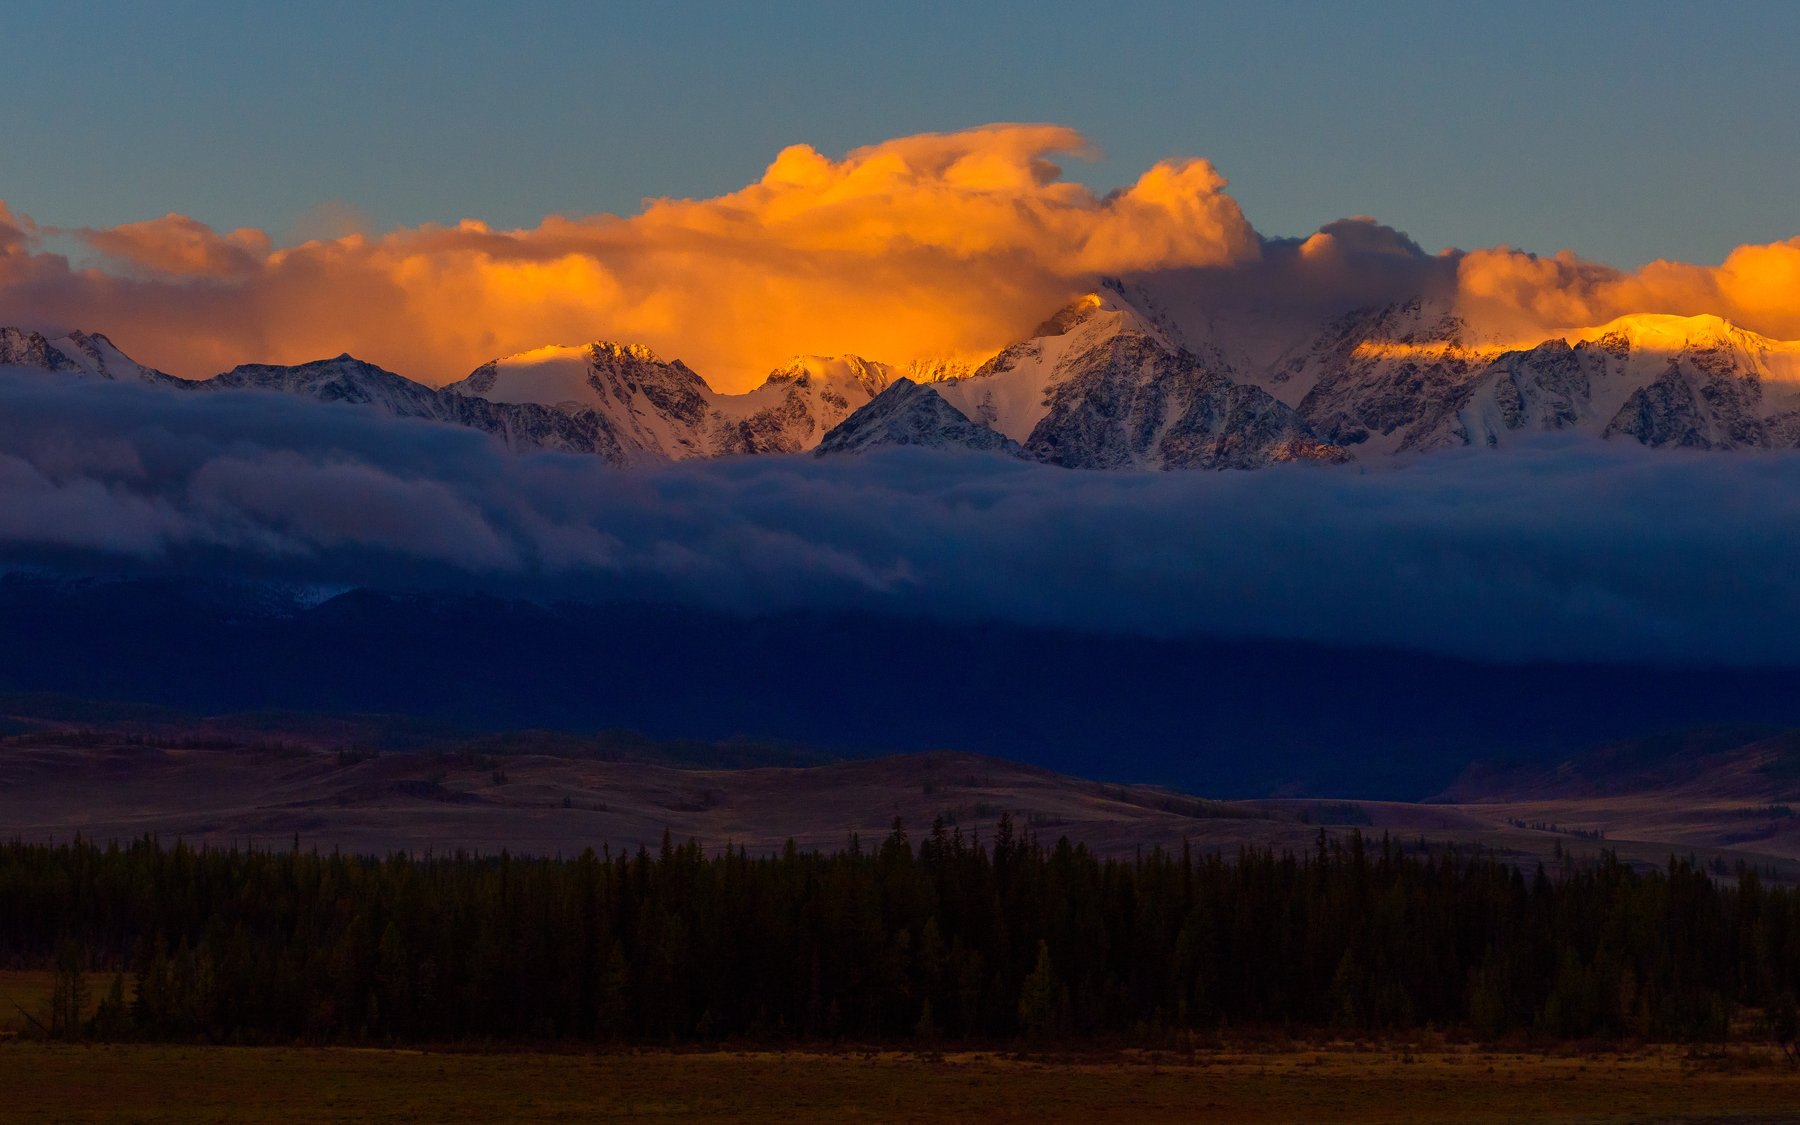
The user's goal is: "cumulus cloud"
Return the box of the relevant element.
[8,123,1800,389]
[1456,238,1800,343]
[0,124,1256,390]
[1,372,1798,668]
[76,214,273,279]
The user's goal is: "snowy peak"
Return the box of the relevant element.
[814,378,1029,458]
[1019,281,1173,350]
[444,341,706,412]
[0,327,71,372]
[1567,314,1800,384]
[1277,298,1505,452]
[54,331,161,381]
[0,327,181,385]
[1274,297,1485,394]
[444,341,904,461]
[1029,292,1108,338]
[1378,312,1800,454]
[205,352,641,462]
[897,356,977,384]
[213,353,417,395]
[1015,339,1347,471]
[935,282,1185,446]
[21,294,1800,471]
[841,284,1347,470]
[442,340,713,462]
[1574,312,1743,353]
[760,354,897,399]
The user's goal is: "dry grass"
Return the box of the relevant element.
[0,1041,1795,1123]
[0,970,57,1037]
[8,742,1800,879]
[0,745,1292,860]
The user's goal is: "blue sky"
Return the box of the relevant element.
[11,0,1799,267]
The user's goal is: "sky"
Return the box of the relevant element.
[5,5,1800,675]
[11,0,1800,268]
[5,2,1800,391]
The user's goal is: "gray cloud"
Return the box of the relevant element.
[1,371,1798,667]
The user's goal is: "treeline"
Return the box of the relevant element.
[1,824,1798,1046]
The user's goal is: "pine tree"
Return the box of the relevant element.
[1017,940,1065,1040]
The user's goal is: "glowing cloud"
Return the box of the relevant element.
[4,124,1800,392]
[1457,239,1800,344]
[77,215,272,279]
[0,125,1257,391]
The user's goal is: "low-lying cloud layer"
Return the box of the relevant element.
[3,372,1798,668]
[6,124,1800,391]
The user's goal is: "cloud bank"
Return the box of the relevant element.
[7,123,1800,392]
[0,125,1255,389]
[2,372,1798,668]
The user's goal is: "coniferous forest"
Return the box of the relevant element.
[3,822,1798,1047]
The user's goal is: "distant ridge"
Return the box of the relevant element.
[9,283,1800,468]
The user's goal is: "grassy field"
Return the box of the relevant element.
[0,1040,1794,1123]
[7,740,1800,880]
[3,970,1800,1122]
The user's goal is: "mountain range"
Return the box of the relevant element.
[7,279,1800,469]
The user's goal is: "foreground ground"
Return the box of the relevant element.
[7,960,1800,1121]
[0,1041,1796,1123]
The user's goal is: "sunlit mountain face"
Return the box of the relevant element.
[4,123,1800,397]
[5,121,1800,795]
[8,123,1800,478]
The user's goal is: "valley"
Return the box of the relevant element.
[5,721,1799,880]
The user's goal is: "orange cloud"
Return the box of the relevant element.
[6,125,1800,391]
[75,214,272,279]
[1456,239,1800,343]
[0,124,1257,390]
[0,203,31,254]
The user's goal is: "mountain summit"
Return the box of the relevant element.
[9,291,1800,470]
[814,378,1030,458]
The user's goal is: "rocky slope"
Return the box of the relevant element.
[814,378,1030,457]
[444,343,913,461]
[8,294,1800,470]
[0,327,186,386]
[1298,311,1800,454]
[209,354,639,461]
[852,286,1347,469]
[1275,299,1495,452]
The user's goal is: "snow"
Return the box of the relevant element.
[13,294,1800,469]
[1568,313,1800,387]
[445,344,605,409]
[934,288,1162,442]
[814,378,1027,458]
[0,327,184,385]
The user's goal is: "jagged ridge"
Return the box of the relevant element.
[8,291,1800,470]
[814,378,1030,458]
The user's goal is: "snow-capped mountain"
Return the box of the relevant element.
[0,327,185,386]
[207,353,639,460]
[848,285,1347,470]
[1273,298,1496,452]
[813,378,1030,458]
[1289,310,1800,454]
[443,342,712,463]
[444,342,916,461]
[10,293,1800,472]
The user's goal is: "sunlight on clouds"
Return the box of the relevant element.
[0,125,1255,390]
[1458,239,1800,344]
[3,124,1800,391]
